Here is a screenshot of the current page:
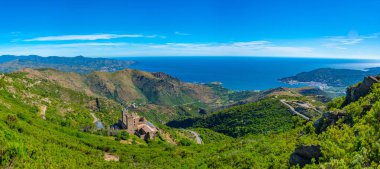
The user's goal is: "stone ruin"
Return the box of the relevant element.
[118,109,158,140]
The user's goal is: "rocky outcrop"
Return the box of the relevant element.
[289,145,323,167]
[313,111,353,134]
[152,72,178,80]
[342,76,379,107]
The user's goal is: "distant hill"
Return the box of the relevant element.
[0,55,134,74]
[22,68,222,106]
[279,67,380,87]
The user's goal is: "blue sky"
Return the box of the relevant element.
[1,0,380,58]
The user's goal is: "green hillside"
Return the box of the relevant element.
[167,98,300,137]
[22,68,259,123]
[0,71,301,168]
[2,69,380,168]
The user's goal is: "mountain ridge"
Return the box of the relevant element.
[0,55,135,74]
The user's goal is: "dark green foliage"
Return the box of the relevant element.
[178,139,193,146]
[192,128,233,144]
[115,131,130,141]
[327,96,345,110]
[4,68,380,168]
[168,98,296,137]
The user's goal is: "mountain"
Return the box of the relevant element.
[280,67,380,87]
[0,55,134,74]
[20,68,258,123]
[22,68,225,105]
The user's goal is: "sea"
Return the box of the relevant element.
[117,57,380,91]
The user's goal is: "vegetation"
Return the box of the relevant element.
[192,128,233,144]
[3,68,380,168]
[280,67,380,87]
[22,68,260,124]
[0,55,134,74]
[167,98,299,137]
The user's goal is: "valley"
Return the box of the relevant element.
[0,56,379,168]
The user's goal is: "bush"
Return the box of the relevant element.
[5,114,17,129]
[178,139,192,146]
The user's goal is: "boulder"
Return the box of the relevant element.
[342,76,378,107]
[289,145,323,167]
[314,111,353,134]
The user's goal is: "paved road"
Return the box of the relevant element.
[188,130,202,144]
[280,99,310,121]
[90,113,104,129]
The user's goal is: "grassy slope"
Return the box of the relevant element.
[7,70,380,168]
[23,68,222,107]
[0,71,303,168]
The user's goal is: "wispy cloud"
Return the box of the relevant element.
[3,32,380,58]
[323,31,379,50]
[0,41,314,57]
[157,41,313,56]
[174,32,191,36]
[24,34,157,41]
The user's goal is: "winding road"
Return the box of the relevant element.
[280,99,310,121]
[90,113,104,129]
[188,130,202,144]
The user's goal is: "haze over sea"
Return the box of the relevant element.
[117,57,380,91]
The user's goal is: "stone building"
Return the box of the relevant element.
[119,109,158,140]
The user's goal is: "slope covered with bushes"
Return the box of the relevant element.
[0,71,304,168]
[3,69,380,168]
[167,98,301,137]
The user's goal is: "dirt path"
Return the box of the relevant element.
[39,105,47,120]
[90,112,99,123]
[90,113,104,129]
[280,99,310,121]
[104,153,119,161]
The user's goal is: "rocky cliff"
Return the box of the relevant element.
[342,76,379,107]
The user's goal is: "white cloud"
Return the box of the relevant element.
[323,31,379,50]
[24,34,157,41]
[0,41,315,57]
[3,32,380,59]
